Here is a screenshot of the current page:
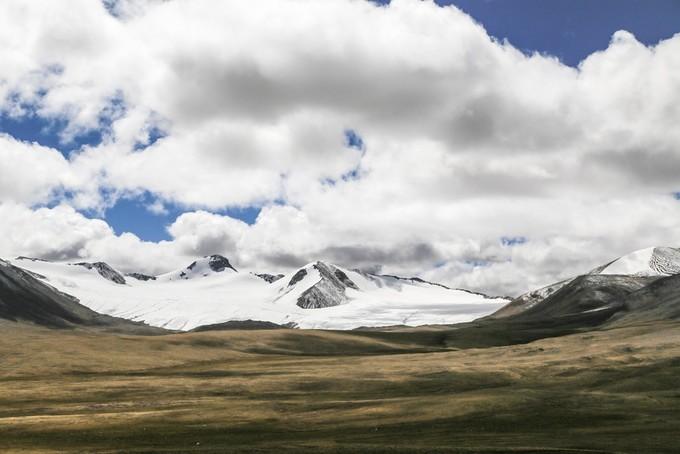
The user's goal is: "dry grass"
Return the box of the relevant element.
[0,321,679,453]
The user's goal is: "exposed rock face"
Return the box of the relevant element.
[296,262,359,309]
[15,257,49,262]
[207,255,237,273]
[73,262,126,285]
[288,269,308,287]
[127,273,157,281]
[175,255,237,279]
[255,273,284,283]
[333,268,359,290]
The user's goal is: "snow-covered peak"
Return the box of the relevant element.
[597,247,680,277]
[274,261,360,309]
[13,257,128,285]
[158,254,237,281]
[491,246,680,320]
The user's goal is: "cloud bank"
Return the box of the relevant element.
[1,0,679,295]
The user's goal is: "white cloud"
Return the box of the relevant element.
[0,135,72,204]
[0,203,113,261]
[168,210,248,257]
[1,0,680,295]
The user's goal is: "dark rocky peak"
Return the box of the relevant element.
[314,261,359,291]
[380,274,451,290]
[296,262,360,309]
[72,262,126,285]
[177,255,237,279]
[15,256,50,262]
[255,273,285,283]
[126,272,157,281]
[206,255,237,273]
[288,268,308,287]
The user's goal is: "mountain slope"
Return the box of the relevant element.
[607,273,680,326]
[471,246,680,348]
[486,278,572,319]
[490,246,680,321]
[506,274,658,326]
[430,273,671,349]
[73,262,127,284]
[0,259,161,333]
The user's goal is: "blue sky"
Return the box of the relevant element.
[104,199,262,242]
[373,0,680,66]
[2,0,679,242]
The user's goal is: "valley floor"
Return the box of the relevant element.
[0,322,679,453]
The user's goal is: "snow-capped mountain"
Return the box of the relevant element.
[490,246,680,320]
[10,256,508,331]
[158,254,238,281]
[276,261,360,309]
[0,259,159,333]
[596,246,680,276]
[488,278,572,319]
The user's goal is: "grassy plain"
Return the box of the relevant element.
[0,321,679,453]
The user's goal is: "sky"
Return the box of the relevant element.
[373,0,680,66]
[0,0,679,296]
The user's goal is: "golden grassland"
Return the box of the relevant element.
[1,321,679,453]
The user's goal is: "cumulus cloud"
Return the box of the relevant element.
[168,211,248,257]
[0,203,113,261]
[1,0,680,295]
[0,135,72,204]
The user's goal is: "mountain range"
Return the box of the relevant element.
[3,255,507,330]
[2,246,680,334]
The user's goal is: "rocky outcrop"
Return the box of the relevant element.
[296,262,359,309]
[73,262,126,285]
[174,255,238,279]
[127,272,157,281]
[206,255,237,273]
[255,273,284,283]
[288,269,308,287]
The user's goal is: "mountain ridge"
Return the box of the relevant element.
[9,256,506,330]
[482,246,680,337]
[0,259,162,333]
